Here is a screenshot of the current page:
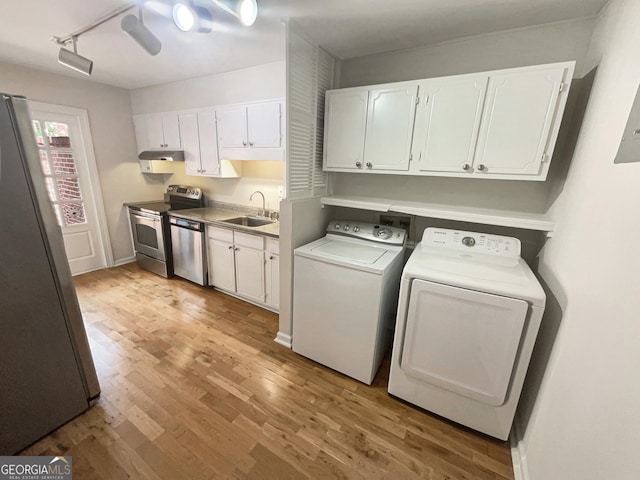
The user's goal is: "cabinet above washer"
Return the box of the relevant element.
[322,61,575,181]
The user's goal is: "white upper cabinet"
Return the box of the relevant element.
[473,66,566,178]
[417,75,488,174]
[217,100,285,161]
[364,85,418,172]
[247,102,282,148]
[323,89,368,170]
[323,61,575,181]
[134,112,182,151]
[217,106,247,148]
[323,82,418,172]
[179,110,241,178]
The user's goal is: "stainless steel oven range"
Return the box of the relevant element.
[127,185,204,277]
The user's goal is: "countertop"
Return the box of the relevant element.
[168,207,280,238]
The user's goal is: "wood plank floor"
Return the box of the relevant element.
[21,263,514,479]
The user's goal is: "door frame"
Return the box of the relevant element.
[29,101,114,272]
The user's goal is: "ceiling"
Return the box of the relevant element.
[0,0,608,90]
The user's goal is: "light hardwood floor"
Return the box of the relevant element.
[21,263,514,479]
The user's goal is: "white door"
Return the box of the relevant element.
[234,246,264,302]
[208,238,236,291]
[401,279,527,406]
[265,253,279,309]
[217,106,248,148]
[418,76,488,173]
[30,103,111,275]
[161,112,182,149]
[363,84,418,171]
[474,66,564,175]
[197,110,221,176]
[247,102,281,148]
[179,112,201,175]
[323,89,368,170]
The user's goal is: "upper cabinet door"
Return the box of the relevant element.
[474,66,565,176]
[217,106,248,148]
[146,115,165,149]
[179,112,201,175]
[324,89,369,170]
[417,76,488,174]
[247,102,281,148]
[363,84,418,171]
[197,110,221,176]
[161,112,182,149]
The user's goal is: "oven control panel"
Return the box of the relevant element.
[327,221,406,245]
[167,185,202,199]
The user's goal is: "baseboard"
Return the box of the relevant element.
[114,256,136,267]
[274,331,292,348]
[510,417,530,480]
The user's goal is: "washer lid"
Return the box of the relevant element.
[294,235,404,274]
[311,241,387,264]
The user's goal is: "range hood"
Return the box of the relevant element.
[138,150,184,161]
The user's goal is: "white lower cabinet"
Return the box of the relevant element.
[207,226,279,311]
[265,238,279,310]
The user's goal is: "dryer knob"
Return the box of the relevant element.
[353,226,360,233]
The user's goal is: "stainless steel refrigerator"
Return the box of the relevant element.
[0,93,100,454]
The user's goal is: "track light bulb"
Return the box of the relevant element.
[58,37,93,75]
[239,0,257,26]
[121,14,162,56]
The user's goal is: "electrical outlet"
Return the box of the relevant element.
[278,186,285,198]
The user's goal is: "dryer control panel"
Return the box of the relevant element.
[422,228,521,257]
[327,221,407,245]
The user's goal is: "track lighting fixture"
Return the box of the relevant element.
[121,10,162,55]
[210,0,258,26]
[58,36,93,76]
[172,1,214,33]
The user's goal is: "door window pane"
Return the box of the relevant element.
[51,151,77,175]
[57,177,82,200]
[45,122,71,148]
[62,203,86,225]
[38,150,51,175]
[32,120,45,146]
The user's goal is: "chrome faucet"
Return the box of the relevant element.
[250,190,266,217]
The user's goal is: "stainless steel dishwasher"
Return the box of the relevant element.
[169,216,207,285]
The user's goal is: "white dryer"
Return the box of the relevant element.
[388,227,545,440]
[293,221,406,385]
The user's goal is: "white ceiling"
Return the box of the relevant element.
[0,0,608,90]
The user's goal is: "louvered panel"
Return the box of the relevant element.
[289,117,315,195]
[286,25,336,199]
[289,32,316,114]
[312,47,335,195]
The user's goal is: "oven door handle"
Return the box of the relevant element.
[131,211,161,222]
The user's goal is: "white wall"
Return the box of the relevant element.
[0,61,163,264]
[130,61,286,211]
[334,18,596,214]
[516,0,640,478]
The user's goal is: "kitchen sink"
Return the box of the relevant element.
[222,216,274,227]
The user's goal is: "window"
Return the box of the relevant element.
[32,120,87,227]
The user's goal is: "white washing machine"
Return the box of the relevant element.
[388,227,545,440]
[293,221,406,385]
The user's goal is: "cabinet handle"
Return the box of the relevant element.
[366,162,373,169]
[228,245,233,250]
[249,142,254,147]
[462,163,471,171]
[269,256,274,260]
[478,164,487,171]
[234,247,239,251]
[242,141,247,146]
[355,161,362,168]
